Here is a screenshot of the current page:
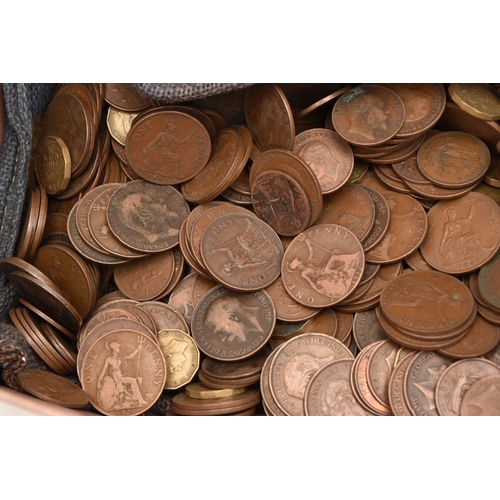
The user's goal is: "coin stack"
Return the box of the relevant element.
[3,82,500,416]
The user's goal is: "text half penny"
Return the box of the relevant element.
[293,128,354,194]
[125,110,211,185]
[190,285,276,362]
[281,224,365,308]
[251,169,311,237]
[315,183,376,243]
[365,192,427,264]
[332,85,405,147]
[417,131,490,188]
[200,213,283,292]
[420,192,500,274]
[107,180,190,253]
[244,84,295,152]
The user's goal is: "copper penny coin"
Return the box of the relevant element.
[438,314,500,359]
[168,272,202,325]
[260,347,287,416]
[393,155,429,185]
[304,359,372,416]
[420,192,500,274]
[80,330,166,416]
[332,85,405,146]
[365,192,427,264]
[460,374,500,415]
[185,383,246,400]
[478,252,500,312]
[33,243,97,321]
[264,276,319,323]
[435,358,500,416]
[417,131,491,188]
[379,83,446,137]
[293,128,354,194]
[380,270,475,337]
[107,180,190,253]
[126,110,211,185]
[352,309,388,350]
[244,84,295,152]
[249,149,323,225]
[200,213,283,292]
[190,285,276,361]
[315,183,376,243]
[181,128,245,204]
[140,301,190,336]
[251,169,311,237]
[359,185,391,253]
[388,351,417,416]
[281,224,365,308]
[269,333,353,416]
[113,250,175,301]
[104,83,153,112]
[17,369,89,409]
[404,350,453,416]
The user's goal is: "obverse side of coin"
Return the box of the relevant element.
[35,136,71,195]
[107,107,139,146]
[107,180,190,253]
[435,358,500,416]
[405,351,453,416]
[158,329,199,390]
[201,213,283,291]
[460,374,500,416]
[332,85,405,146]
[305,359,372,416]
[293,128,354,194]
[388,352,417,416]
[191,285,275,361]
[80,330,166,416]
[281,224,365,308]
[17,368,89,409]
[269,333,353,416]
[420,192,500,274]
[251,169,311,236]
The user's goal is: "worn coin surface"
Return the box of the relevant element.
[269,333,353,416]
[80,330,166,416]
[388,352,417,416]
[448,83,500,121]
[107,180,190,253]
[190,285,275,361]
[281,224,365,308]
[460,374,500,416]
[35,136,71,195]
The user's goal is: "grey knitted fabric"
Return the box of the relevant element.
[135,83,253,103]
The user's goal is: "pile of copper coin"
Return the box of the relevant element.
[3,82,500,416]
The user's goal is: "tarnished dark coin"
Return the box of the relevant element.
[35,136,71,195]
[17,369,89,409]
[417,131,490,188]
[304,358,372,416]
[104,83,153,112]
[80,330,166,416]
[420,192,500,274]
[478,252,500,312]
[251,169,311,236]
[435,358,500,416]
[244,84,295,152]
[158,329,200,390]
[460,374,500,415]
[107,180,190,253]
[269,333,353,416]
[191,285,276,361]
[293,128,354,194]
[404,351,453,416]
[365,192,427,264]
[281,224,365,308]
[332,85,405,146]
[126,110,211,185]
[200,213,283,291]
[315,183,376,242]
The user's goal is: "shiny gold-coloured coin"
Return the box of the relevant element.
[35,136,71,195]
[449,83,500,121]
[158,329,200,390]
[106,107,139,146]
[184,382,246,400]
